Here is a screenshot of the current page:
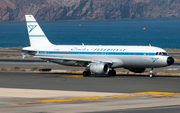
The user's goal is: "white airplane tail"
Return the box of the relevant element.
[25,15,53,47]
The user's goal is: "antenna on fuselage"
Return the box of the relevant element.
[82,43,84,46]
[149,44,151,47]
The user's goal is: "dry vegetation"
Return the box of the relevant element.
[0,47,24,50]
[165,49,180,52]
[0,53,22,58]
[0,53,35,59]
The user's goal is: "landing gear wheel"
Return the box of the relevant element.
[150,73,155,78]
[83,71,91,77]
[149,68,155,78]
[108,70,116,76]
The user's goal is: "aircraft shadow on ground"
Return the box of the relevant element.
[39,72,180,78]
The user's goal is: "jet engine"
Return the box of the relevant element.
[127,68,146,73]
[89,63,109,74]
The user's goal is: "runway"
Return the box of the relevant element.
[0,72,180,113]
[0,53,180,112]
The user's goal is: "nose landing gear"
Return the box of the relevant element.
[150,68,155,78]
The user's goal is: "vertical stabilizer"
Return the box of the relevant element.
[25,15,53,47]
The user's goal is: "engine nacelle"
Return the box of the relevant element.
[89,63,109,74]
[128,68,146,73]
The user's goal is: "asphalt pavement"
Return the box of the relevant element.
[0,72,180,113]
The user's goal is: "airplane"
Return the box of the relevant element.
[22,15,174,77]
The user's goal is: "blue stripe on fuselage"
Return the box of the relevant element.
[38,51,155,56]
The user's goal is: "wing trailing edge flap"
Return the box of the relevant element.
[34,56,113,64]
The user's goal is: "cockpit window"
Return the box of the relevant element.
[159,52,162,55]
[155,52,168,56]
[162,52,168,56]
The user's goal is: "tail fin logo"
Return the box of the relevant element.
[28,25,37,33]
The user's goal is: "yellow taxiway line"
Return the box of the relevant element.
[61,75,84,78]
[13,92,180,105]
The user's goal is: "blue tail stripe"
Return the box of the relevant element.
[29,35,46,37]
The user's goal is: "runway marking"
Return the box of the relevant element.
[12,102,51,106]
[167,68,179,70]
[144,95,177,98]
[133,92,180,96]
[13,92,180,106]
[61,75,84,78]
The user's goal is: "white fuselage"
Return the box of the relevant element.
[23,45,169,68]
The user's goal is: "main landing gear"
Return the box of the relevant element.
[83,71,91,77]
[82,69,116,77]
[149,68,155,78]
[108,69,116,76]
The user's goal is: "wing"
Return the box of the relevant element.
[34,56,113,64]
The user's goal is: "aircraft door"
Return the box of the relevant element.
[143,48,152,66]
[143,48,150,59]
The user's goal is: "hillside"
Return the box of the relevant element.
[0,0,180,22]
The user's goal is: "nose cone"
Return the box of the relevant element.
[167,57,174,65]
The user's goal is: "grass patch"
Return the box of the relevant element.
[0,47,23,50]
[165,49,180,52]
